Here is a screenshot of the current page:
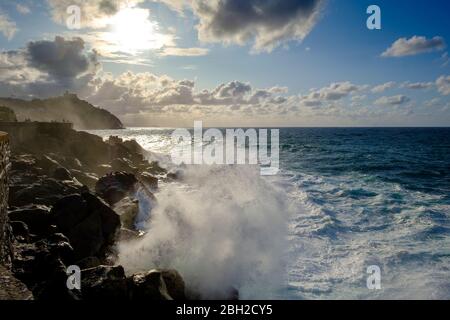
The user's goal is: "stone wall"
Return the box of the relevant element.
[0,131,12,266]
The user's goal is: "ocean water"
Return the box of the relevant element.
[90,127,450,299]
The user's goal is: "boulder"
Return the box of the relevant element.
[51,193,121,261]
[160,269,186,300]
[10,221,31,243]
[118,228,142,242]
[138,172,158,189]
[113,197,139,230]
[9,178,88,207]
[76,256,101,270]
[81,265,128,300]
[12,238,74,287]
[95,172,137,205]
[127,270,172,300]
[69,170,98,190]
[111,158,136,173]
[53,167,73,181]
[8,205,54,237]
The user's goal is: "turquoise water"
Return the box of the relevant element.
[91,127,450,299]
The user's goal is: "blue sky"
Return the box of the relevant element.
[0,0,449,126]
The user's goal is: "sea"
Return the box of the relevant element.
[88,127,450,300]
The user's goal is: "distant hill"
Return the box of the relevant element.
[0,94,123,130]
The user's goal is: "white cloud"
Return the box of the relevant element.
[375,95,410,106]
[436,75,450,95]
[371,81,396,93]
[382,36,446,57]
[0,10,18,40]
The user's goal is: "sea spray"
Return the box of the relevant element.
[117,165,291,299]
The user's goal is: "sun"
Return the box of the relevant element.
[104,7,167,54]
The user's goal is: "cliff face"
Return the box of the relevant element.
[0,94,123,130]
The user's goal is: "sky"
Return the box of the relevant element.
[0,0,449,127]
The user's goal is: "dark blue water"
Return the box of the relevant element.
[280,128,450,299]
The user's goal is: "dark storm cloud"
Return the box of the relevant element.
[27,36,99,83]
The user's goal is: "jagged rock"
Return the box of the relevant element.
[113,197,139,230]
[51,193,121,261]
[10,154,38,172]
[76,256,101,270]
[8,205,54,237]
[53,167,72,181]
[139,172,158,189]
[118,228,142,242]
[69,169,98,190]
[10,221,31,243]
[12,238,74,287]
[35,155,61,174]
[111,158,136,173]
[127,270,173,300]
[95,172,137,205]
[159,269,186,300]
[81,265,128,300]
[9,178,88,207]
[96,164,113,176]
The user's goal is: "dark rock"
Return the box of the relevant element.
[96,164,113,176]
[10,221,31,243]
[35,155,61,174]
[111,158,136,173]
[118,228,142,242]
[69,169,98,190]
[160,269,186,300]
[113,197,139,230]
[53,167,73,181]
[81,265,128,300]
[139,172,158,189]
[8,205,54,237]
[76,256,101,270]
[11,154,38,172]
[95,172,137,205]
[127,270,172,300]
[9,178,88,207]
[51,193,121,261]
[12,240,67,286]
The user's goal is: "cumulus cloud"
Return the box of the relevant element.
[382,36,446,57]
[191,0,325,52]
[0,10,18,40]
[436,75,450,95]
[27,37,99,83]
[375,95,410,106]
[0,37,99,97]
[371,81,396,93]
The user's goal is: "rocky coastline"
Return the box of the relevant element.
[0,121,235,300]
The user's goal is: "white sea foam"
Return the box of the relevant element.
[118,165,293,299]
